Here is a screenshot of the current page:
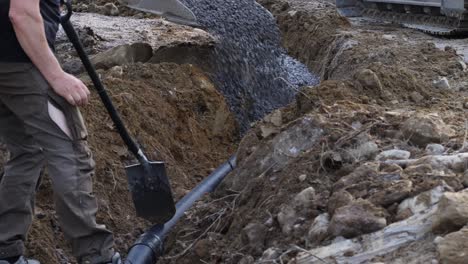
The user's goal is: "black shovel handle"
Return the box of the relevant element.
[60,0,149,164]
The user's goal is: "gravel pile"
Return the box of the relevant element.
[181,0,318,130]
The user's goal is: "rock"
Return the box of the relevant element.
[345,141,379,162]
[433,190,468,233]
[277,205,297,235]
[91,43,153,70]
[87,3,101,13]
[34,206,47,219]
[433,77,450,90]
[404,163,433,175]
[397,185,446,220]
[436,226,468,264]
[296,205,439,264]
[308,213,330,244]
[355,69,383,91]
[260,247,281,261]
[369,180,413,207]
[264,110,283,127]
[107,66,124,78]
[328,199,387,239]
[334,163,379,191]
[103,3,119,16]
[259,125,279,138]
[375,149,411,161]
[242,223,268,253]
[458,60,467,71]
[294,187,316,209]
[298,174,307,182]
[426,144,445,155]
[382,34,395,40]
[401,113,454,147]
[409,91,424,103]
[328,190,354,216]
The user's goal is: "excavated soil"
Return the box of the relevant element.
[158,0,468,263]
[22,63,238,263]
[6,0,468,263]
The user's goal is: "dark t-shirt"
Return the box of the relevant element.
[0,0,60,62]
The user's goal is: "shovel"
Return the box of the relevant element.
[122,0,200,27]
[60,0,176,223]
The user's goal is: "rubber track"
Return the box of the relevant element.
[352,2,468,36]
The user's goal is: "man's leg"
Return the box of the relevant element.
[0,66,114,264]
[0,102,44,261]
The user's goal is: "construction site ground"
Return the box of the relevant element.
[4,0,468,263]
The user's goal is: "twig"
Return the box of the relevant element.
[291,245,330,264]
[164,208,227,259]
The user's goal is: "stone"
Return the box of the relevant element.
[458,60,467,71]
[369,180,413,207]
[277,205,297,235]
[298,174,307,182]
[334,163,379,191]
[409,91,424,103]
[401,113,455,147]
[375,149,411,161]
[260,125,279,138]
[87,3,101,13]
[328,190,354,216]
[436,226,468,264]
[345,141,379,162]
[107,66,124,78]
[382,34,395,40]
[355,69,383,91]
[426,144,445,155]
[294,187,316,209]
[433,190,468,233]
[264,110,283,127]
[328,199,387,239]
[433,77,450,90]
[295,205,438,264]
[103,3,119,16]
[260,247,281,261]
[308,213,330,244]
[91,43,153,70]
[397,185,446,220]
[242,223,268,253]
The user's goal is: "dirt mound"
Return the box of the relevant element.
[22,63,238,263]
[157,0,468,263]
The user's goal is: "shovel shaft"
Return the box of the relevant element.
[60,13,147,163]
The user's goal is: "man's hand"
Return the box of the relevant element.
[48,72,91,106]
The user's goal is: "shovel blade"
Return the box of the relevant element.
[126,161,176,223]
[123,0,200,27]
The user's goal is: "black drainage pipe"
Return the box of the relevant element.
[124,156,236,264]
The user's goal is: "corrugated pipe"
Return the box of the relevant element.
[124,156,237,264]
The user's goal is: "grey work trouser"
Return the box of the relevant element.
[0,63,114,264]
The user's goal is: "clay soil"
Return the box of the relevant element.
[21,63,238,263]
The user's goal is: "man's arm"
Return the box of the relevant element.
[9,0,89,106]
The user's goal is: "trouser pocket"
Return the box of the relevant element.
[47,90,88,141]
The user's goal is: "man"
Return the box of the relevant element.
[0,0,119,263]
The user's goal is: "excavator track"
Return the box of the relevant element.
[338,1,468,36]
